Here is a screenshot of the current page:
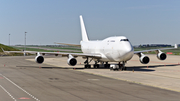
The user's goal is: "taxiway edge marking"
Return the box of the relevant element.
[0,84,17,101]
[0,73,40,101]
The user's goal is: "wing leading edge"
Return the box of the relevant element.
[1,48,102,59]
[37,52,102,59]
[134,44,178,54]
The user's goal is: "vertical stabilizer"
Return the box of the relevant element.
[80,15,89,41]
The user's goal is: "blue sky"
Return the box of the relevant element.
[0,0,180,45]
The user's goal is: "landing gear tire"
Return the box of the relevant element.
[93,64,99,68]
[113,68,119,71]
[110,67,113,71]
[104,64,110,68]
[85,65,91,68]
[120,66,126,71]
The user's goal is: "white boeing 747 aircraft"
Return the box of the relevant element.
[3,15,177,71]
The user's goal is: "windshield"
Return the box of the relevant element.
[120,39,129,41]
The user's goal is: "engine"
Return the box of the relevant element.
[139,55,150,64]
[67,58,77,66]
[157,52,167,60]
[35,55,44,64]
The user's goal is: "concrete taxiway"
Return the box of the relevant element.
[0,55,180,101]
[38,54,180,92]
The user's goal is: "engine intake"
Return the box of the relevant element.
[157,52,166,60]
[140,55,150,64]
[67,58,77,66]
[35,55,44,64]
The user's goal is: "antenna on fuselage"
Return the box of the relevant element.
[80,15,89,42]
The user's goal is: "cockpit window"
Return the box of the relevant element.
[120,39,129,41]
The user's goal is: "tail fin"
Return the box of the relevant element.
[80,15,89,41]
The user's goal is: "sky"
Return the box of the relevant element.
[0,0,180,46]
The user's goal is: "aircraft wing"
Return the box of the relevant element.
[1,48,102,58]
[37,52,102,58]
[134,44,178,54]
[1,48,37,54]
[54,42,81,47]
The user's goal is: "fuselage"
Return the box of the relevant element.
[80,36,134,62]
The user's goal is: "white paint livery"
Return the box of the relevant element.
[80,15,89,42]
[80,36,134,62]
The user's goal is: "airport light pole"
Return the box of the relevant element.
[9,34,10,46]
[24,32,27,52]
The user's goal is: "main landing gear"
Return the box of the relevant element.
[93,61,99,68]
[83,57,126,71]
[84,57,101,68]
[104,62,110,68]
[84,57,92,68]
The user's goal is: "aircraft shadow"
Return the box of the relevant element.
[126,64,179,72]
[16,64,180,72]
[16,66,63,69]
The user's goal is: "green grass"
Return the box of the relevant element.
[0,44,19,52]
[0,44,22,56]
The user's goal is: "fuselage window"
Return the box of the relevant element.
[110,40,115,42]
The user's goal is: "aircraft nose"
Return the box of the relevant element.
[125,43,134,53]
[125,46,134,56]
[122,43,134,60]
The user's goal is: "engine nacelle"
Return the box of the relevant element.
[67,58,77,66]
[35,55,44,64]
[157,52,167,60]
[139,55,150,64]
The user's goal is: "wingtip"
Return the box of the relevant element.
[1,47,4,52]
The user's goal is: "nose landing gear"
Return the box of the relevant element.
[119,62,126,71]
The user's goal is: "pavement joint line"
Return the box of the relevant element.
[0,84,17,101]
[77,70,180,93]
[0,73,40,101]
